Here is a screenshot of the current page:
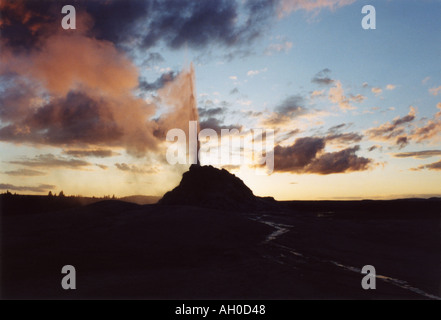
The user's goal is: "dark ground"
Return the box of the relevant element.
[1,194,440,299]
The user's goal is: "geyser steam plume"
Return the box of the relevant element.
[158,63,200,165]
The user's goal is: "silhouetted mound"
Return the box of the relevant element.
[159,165,275,211]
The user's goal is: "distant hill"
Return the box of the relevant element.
[119,195,160,205]
[0,193,161,216]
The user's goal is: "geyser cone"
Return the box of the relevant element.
[159,165,277,211]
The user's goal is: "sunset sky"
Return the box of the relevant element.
[1,0,441,200]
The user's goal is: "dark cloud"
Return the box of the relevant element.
[198,107,226,119]
[141,0,276,50]
[0,91,123,145]
[312,68,334,86]
[1,2,231,159]
[368,145,382,152]
[199,117,242,134]
[325,132,363,144]
[230,87,239,95]
[271,136,372,174]
[0,183,55,193]
[305,146,372,175]
[423,160,441,170]
[262,95,310,126]
[0,1,58,52]
[393,150,441,159]
[63,149,120,158]
[0,84,161,155]
[140,52,165,67]
[115,163,157,174]
[273,137,325,172]
[3,169,46,176]
[10,154,91,169]
[393,112,416,126]
[412,160,441,171]
[327,123,348,133]
[366,107,416,145]
[139,71,176,91]
[411,118,441,143]
[275,95,305,115]
[396,136,410,149]
[0,74,42,122]
[275,129,301,143]
[0,0,277,53]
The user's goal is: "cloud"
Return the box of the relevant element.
[247,68,268,77]
[368,104,441,146]
[264,41,293,56]
[393,150,441,159]
[3,169,46,176]
[0,21,172,156]
[311,90,325,98]
[412,160,441,171]
[1,45,198,156]
[327,123,349,132]
[271,136,372,174]
[371,87,382,96]
[305,146,372,175]
[423,160,441,170]
[0,89,156,154]
[410,104,441,143]
[328,81,363,111]
[260,95,310,126]
[272,137,326,172]
[230,87,239,95]
[277,0,356,18]
[429,86,441,96]
[198,107,226,118]
[368,145,382,152]
[0,183,55,193]
[325,132,363,144]
[411,120,441,143]
[386,84,396,91]
[63,149,121,158]
[366,106,416,146]
[139,71,176,91]
[140,52,165,67]
[9,154,91,169]
[324,123,363,145]
[422,77,431,85]
[312,68,334,86]
[396,136,409,149]
[199,118,242,134]
[1,1,245,160]
[3,33,140,97]
[115,163,158,174]
[0,0,277,53]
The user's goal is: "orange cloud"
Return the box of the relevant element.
[277,0,356,18]
[0,8,199,159]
